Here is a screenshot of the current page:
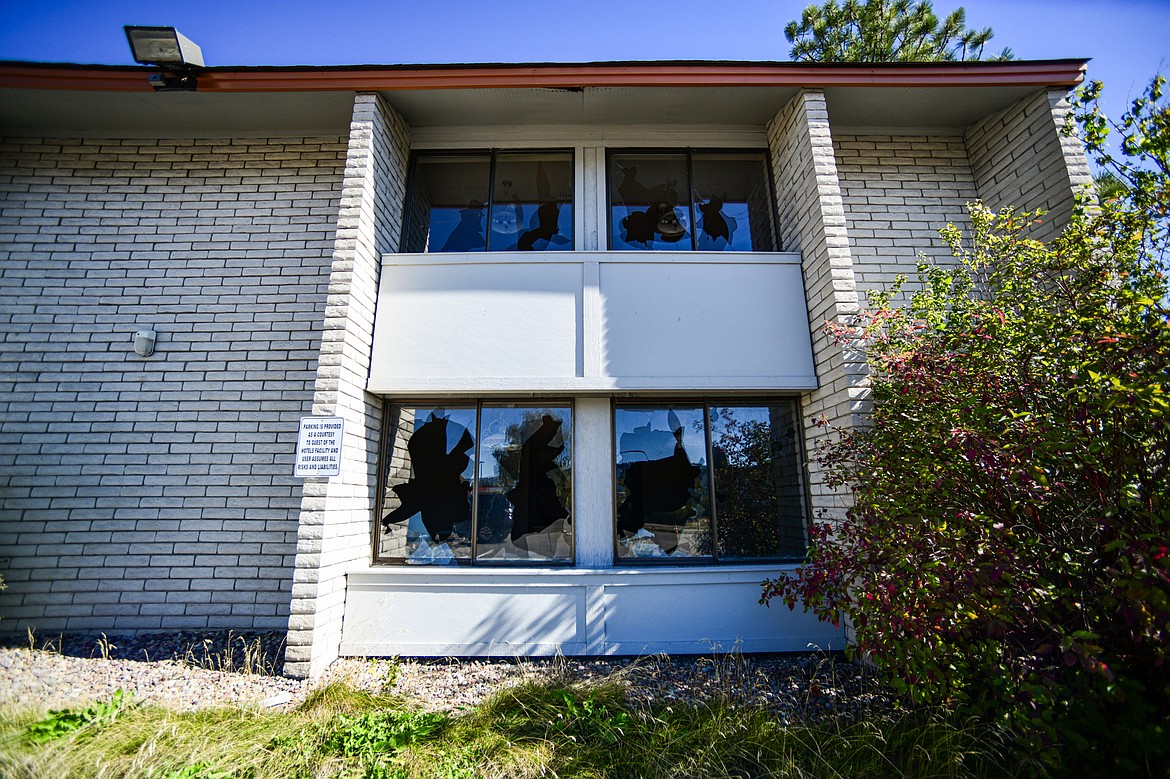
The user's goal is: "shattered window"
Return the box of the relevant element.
[402,151,574,253]
[614,401,806,562]
[608,150,777,252]
[378,403,573,565]
[615,406,711,560]
[710,403,807,560]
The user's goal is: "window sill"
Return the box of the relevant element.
[350,563,803,580]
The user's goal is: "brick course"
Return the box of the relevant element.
[0,136,346,633]
[834,134,978,299]
[965,90,1092,242]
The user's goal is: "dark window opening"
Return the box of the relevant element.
[614,400,806,563]
[377,402,573,565]
[608,150,777,252]
[402,151,574,253]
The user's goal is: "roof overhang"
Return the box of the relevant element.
[0,59,1088,138]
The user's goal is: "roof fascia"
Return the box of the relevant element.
[0,59,1088,93]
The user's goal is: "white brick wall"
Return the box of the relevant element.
[965,90,1092,242]
[0,136,346,633]
[284,94,411,678]
[834,134,978,299]
[0,84,1092,666]
[768,91,867,527]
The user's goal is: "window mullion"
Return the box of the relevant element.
[704,402,719,562]
[686,149,697,252]
[470,401,482,564]
[484,152,498,252]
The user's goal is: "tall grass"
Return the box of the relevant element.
[180,632,286,676]
[0,672,1028,779]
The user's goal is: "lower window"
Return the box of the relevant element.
[614,401,807,562]
[377,402,573,565]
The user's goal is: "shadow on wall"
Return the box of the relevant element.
[343,585,586,656]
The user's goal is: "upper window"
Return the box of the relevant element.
[608,150,777,252]
[401,151,574,253]
[377,402,573,565]
[614,400,806,562]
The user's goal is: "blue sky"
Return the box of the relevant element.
[1,0,1167,129]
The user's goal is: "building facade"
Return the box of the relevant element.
[0,59,1091,677]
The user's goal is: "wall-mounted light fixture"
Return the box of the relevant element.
[124,26,204,91]
[133,328,158,357]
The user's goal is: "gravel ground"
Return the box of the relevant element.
[0,630,898,721]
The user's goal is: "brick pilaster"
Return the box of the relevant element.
[283,95,410,679]
[767,90,867,527]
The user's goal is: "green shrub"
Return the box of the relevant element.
[764,75,1170,774]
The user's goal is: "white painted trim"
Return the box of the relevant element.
[587,145,608,251]
[573,398,614,568]
[582,262,602,378]
[382,251,805,266]
[409,124,770,148]
[369,377,819,394]
[581,146,601,251]
[574,144,588,250]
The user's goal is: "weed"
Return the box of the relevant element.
[549,688,630,744]
[25,689,129,744]
[180,632,283,676]
[298,680,403,716]
[369,657,400,692]
[325,709,447,759]
[95,632,117,660]
[1,675,1021,779]
[145,762,239,779]
[24,628,61,655]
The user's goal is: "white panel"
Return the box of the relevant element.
[601,579,838,654]
[340,567,844,657]
[599,261,815,381]
[573,398,615,568]
[369,260,582,388]
[368,252,816,393]
[343,581,588,656]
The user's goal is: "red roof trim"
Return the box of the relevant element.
[0,60,1088,93]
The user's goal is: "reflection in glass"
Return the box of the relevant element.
[378,403,574,565]
[380,406,476,564]
[476,406,573,562]
[403,156,491,253]
[607,150,777,252]
[710,404,806,559]
[691,152,777,252]
[403,151,573,253]
[491,153,574,252]
[614,406,710,559]
[609,153,692,251]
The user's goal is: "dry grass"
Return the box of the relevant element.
[0,658,1028,779]
[179,632,286,676]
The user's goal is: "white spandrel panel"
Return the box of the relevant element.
[598,260,815,384]
[341,566,845,656]
[369,258,582,389]
[368,252,816,393]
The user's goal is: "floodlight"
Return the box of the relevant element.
[125,26,204,67]
[124,26,204,90]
